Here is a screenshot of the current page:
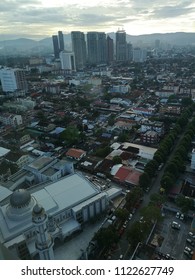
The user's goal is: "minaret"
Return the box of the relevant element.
[32,204,54,260]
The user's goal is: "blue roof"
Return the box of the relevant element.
[102,133,112,138]
[50,127,65,134]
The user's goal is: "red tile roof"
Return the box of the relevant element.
[114,166,142,186]
[66,148,86,159]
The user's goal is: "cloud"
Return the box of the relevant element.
[0,0,195,38]
[151,1,195,18]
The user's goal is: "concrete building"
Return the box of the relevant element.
[58,31,64,52]
[32,204,54,260]
[116,29,127,61]
[0,172,120,259]
[52,35,60,59]
[121,142,157,160]
[60,51,76,71]
[140,121,165,136]
[87,32,107,65]
[71,31,87,69]
[191,149,195,170]
[0,68,27,94]
[107,35,114,64]
[0,113,22,127]
[133,48,147,62]
[141,131,160,144]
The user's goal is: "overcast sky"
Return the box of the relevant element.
[0,0,195,40]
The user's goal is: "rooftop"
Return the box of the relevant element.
[28,156,54,170]
[0,147,10,158]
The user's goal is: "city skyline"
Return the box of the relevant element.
[0,0,195,40]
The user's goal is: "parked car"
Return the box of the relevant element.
[186,238,195,246]
[180,213,184,220]
[188,232,195,239]
[175,212,180,219]
[184,246,193,257]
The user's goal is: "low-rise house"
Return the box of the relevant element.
[113,166,143,187]
[140,121,165,136]
[4,152,29,168]
[66,148,86,161]
[0,114,22,127]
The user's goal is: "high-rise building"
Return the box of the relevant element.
[60,51,76,71]
[107,35,114,64]
[133,48,147,62]
[127,43,133,61]
[71,31,87,69]
[87,32,98,65]
[116,29,127,61]
[58,31,65,52]
[87,32,107,65]
[52,35,60,59]
[0,68,27,94]
[191,149,195,169]
[97,32,107,64]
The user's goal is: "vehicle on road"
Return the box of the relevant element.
[171,221,180,230]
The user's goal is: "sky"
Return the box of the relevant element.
[0,0,195,40]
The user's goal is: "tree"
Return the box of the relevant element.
[139,172,151,190]
[181,97,193,107]
[94,225,119,248]
[59,126,80,145]
[140,205,163,223]
[95,146,111,158]
[112,156,122,164]
[126,186,143,210]
[150,193,166,207]
[118,132,129,142]
[165,162,179,179]
[175,194,194,214]
[115,208,129,222]
[126,221,150,248]
[160,173,175,191]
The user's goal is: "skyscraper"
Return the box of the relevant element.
[87,32,107,65]
[97,32,107,64]
[58,31,65,52]
[87,32,98,65]
[116,29,127,61]
[52,35,60,59]
[71,31,87,69]
[107,35,114,64]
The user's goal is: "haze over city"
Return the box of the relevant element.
[1,0,195,40]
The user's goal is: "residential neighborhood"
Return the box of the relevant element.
[0,42,195,261]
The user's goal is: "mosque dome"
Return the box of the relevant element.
[10,189,31,208]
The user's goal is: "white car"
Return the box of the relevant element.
[188,232,195,239]
[175,212,180,218]
[180,213,184,220]
[128,213,133,221]
[184,246,193,255]
[171,221,180,229]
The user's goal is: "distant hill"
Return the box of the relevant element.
[0,32,194,56]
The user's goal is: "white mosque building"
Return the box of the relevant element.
[0,173,121,260]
